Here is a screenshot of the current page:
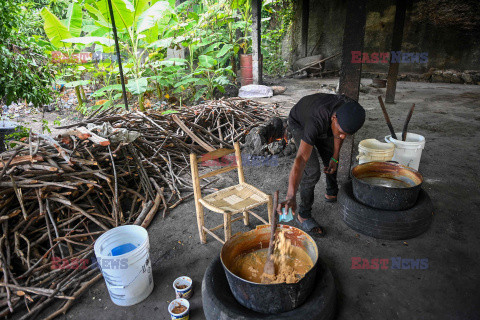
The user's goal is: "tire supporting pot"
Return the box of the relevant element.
[203,255,336,320]
[338,181,434,240]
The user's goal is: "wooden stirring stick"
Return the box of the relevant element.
[402,103,415,141]
[262,190,279,283]
[378,96,398,140]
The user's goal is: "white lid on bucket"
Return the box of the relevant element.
[359,139,395,152]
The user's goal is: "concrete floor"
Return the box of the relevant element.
[48,78,480,320]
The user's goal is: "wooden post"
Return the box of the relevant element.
[301,0,309,57]
[385,0,407,104]
[337,0,367,183]
[251,0,262,84]
[267,195,273,225]
[224,213,232,241]
[243,210,250,226]
[234,142,245,184]
[234,142,249,225]
[190,154,206,243]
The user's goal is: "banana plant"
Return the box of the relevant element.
[84,0,172,110]
[230,0,252,54]
[40,2,82,48]
[42,0,173,111]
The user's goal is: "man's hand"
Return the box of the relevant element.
[277,196,297,216]
[323,158,338,174]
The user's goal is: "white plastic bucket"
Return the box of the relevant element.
[94,225,154,306]
[357,139,395,164]
[385,132,425,170]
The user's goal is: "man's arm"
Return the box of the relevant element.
[278,140,313,215]
[324,137,343,174]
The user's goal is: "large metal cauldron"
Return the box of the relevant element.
[220,224,318,314]
[352,161,423,211]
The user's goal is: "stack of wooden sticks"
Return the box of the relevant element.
[0,97,279,319]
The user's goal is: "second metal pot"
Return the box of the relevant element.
[351,161,423,211]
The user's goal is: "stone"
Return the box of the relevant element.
[450,74,463,84]
[244,127,267,155]
[431,74,444,83]
[461,73,473,84]
[420,73,432,81]
[267,140,285,155]
[271,86,287,95]
[238,85,273,98]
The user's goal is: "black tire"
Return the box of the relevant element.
[202,256,336,320]
[338,181,434,240]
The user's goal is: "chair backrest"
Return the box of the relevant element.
[190,142,245,197]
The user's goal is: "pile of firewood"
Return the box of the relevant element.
[0,98,279,319]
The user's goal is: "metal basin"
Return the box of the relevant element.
[351,161,423,210]
[220,224,318,314]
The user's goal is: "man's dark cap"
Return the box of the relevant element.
[335,101,366,134]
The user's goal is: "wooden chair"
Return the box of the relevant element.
[190,142,273,244]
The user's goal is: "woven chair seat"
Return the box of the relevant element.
[200,183,269,214]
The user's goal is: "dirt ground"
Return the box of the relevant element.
[36,78,480,320]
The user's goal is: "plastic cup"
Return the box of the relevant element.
[168,298,190,320]
[173,276,193,299]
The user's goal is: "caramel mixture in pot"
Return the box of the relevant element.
[230,230,313,284]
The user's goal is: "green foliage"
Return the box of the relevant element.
[0,0,54,108]
[261,0,293,76]
[30,0,293,113]
[40,7,72,47]
[5,125,29,148]
[65,2,83,37]
[126,77,148,95]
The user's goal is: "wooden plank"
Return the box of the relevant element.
[288,53,340,76]
[198,148,235,162]
[140,192,162,229]
[172,115,215,152]
[385,0,407,103]
[0,155,43,169]
[77,127,110,146]
[338,0,367,184]
[198,165,238,180]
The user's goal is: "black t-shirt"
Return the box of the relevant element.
[288,93,350,146]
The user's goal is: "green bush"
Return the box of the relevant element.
[0,0,55,108]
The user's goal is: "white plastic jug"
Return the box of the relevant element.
[94,225,154,306]
[357,139,395,164]
[385,132,425,170]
